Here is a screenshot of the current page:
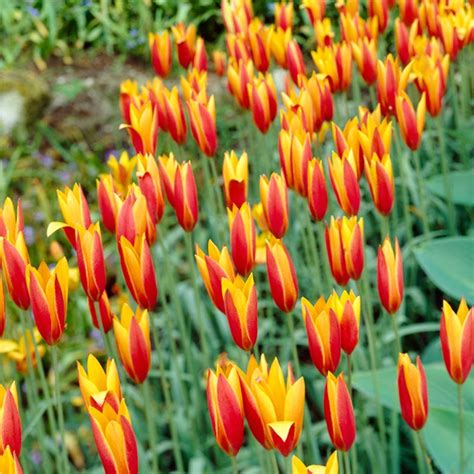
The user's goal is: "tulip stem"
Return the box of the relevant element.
[346,354,353,395]
[458,384,465,474]
[380,215,390,241]
[390,315,402,360]
[141,378,160,474]
[435,114,456,235]
[416,431,434,474]
[412,148,430,235]
[369,87,377,110]
[231,456,238,474]
[343,451,352,474]
[317,221,333,292]
[304,211,323,294]
[51,345,69,473]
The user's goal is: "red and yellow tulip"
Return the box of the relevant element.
[227,58,254,110]
[173,161,199,232]
[212,50,226,76]
[0,383,22,456]
[307,158,328,222]
[396,91,426,151]
[259,172,289,239]
[162,86,187,145]
[171,23,197,69]
[193,37,208,72]
[187,95,218,157]
[248,73,278,133]
[275,2,294,31]
[0,446,23,473]
[312,43,352,92]
[248,19,272,72]
[292,451,338,474]
[287,39,306,84]
[223,151,248,208]
[351,38,378,85]
[148,31,172,77]
[228,203,256,276]
[365,153,395,215]
[330,290,361,355]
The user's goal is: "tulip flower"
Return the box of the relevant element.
[113,304,151,384]
[158,153,178,206]
[365,153,395,215]
[195,241,236,313]
[88,399,138,474]
[97,175,119,233]
[120,101,159,156]
[292,451,338,474]
[148,31,172,77]
[173,161,199,232]
[377,55,410,116]
[187,95,218,156]
[328,150,361,216]
[248,73,278,133]
[0,446,23,473]
[0,276,5,337]
[307,159,328,222]
[239,354,305,456]
[325,216,364,285]
[0,198,23,242]
[287,40,306,84]
[314,18,334,48]
[207,361,244,455]
[398,353,429,431]
[259,173,289,239]
[107,151,137,196]
[145,77,168,130]
[282,88,317,135]
[118,234,158,310]
[227,58,254,109]
[351,38,378,85]
[77,354,122,411]
[221,0,253,35]
[270,27,291,68]
[299,72,334,129]
[226,33,251,63]
[2,329,45,374]
[0,383,22,455]
[212,50,226,76]
[368,0,389,32]
[302,297,341,375]
[329,290,361,355]
[396,92,426,151]
[395,19,418,65]
[302,0,325,25]
[440,299,473,384]
[278,128,312,197]
[119,79,139,125]
[162,86,187,145]
[266,240,298,313]
[332,120,364,179]
[312,43,352,92]
[171,23,196,69]
[193,37,208,72]
[222,151,248,208]
[228,203,256,276]
[275,2,293,31]
[324,372,356,451]
[221,274,258,351]
[181,68,208,102]
[88,291,114,333]
[438,16,461,61]
[398,0,418,25]
[248,19,272,72]
[26,258,69,346]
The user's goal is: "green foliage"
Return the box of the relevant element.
[426,169,474,207]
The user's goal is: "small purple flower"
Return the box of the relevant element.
[35,152,54,168]
[90,328,104,350]
[33,210,44,222]
[24,225,35,245]
[26,6,40,17]
[59,170,71,183]
[130,28,138,38]
[31,450,42,465]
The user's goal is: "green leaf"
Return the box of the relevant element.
[426,169,474,206]
[413,237,474,304]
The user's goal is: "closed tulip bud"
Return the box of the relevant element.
[266,240,298,313]
[325,216,364,285]
[193,37,208,72]
[302,0,326,25]
[398,354,429,431]
[97,175,119,233]
[0,446,23,473]
[171,23,197,69]
[26,258,69,345]
[307,159,328,221]
[248,19,272,72]
[223,151,248,208]
[113,304,151,384]
[395,19,418,65]
[195,241,236,313]
[119,80,139,125]
[162,86,187,145]
[136,153,165,226]
[239,354,305,456]
[227,58,254,109]
[396,92,426,151]
[148,31,172,77]
[302,297,341,375]
[228,203,256,276]
[329,290,361,355]
[187,95,218,157]
[88,291,114,333]
[270,27,291,68]
[299,72,334,128]
[365,153,395,215]
[221,274,258,350]
[0,235,30,310]
[158,153,178,206]
[398,0,418,26]
[328,150,361,216]
[0,383,22,455]
[292,451,338,474]
[260,173,289,238]
[287,40,306,84]
[368,0,388,32]
[226,33,251,63]
[213,50,226,76]
[312,43,352,93]
[77,354,122,411]
[207,362,244,456]
[89,399,138,474]
[275,2,293,31]
[351,38,378,85]
[248,73,278,133]
[173,161,199,231]
[440,299,473,384]
[118,234,157,310]
[75,224,106,302]
[332,120,364,179]
[278,128,312,196]
[324,372,356,451]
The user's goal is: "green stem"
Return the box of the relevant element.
[352,69,362,115]
[141,378,160,474]
[369,86,377,109]
[390,314,402,359]
[317,221,333,291]
[344,451,352,474]
[304,211,323,295]
[458,384,465,474]
[411,429,425,474]
[231,456,238,474]
[51,345,69,473]
[269,450,279,473]
[380,214,390,241]
[346,353,352,395]
[416,430,434,474]
[435,114,456,234]
[412,148,430,235]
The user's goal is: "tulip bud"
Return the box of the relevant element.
[398,0,418,26]
[438,16,461,61]
[266,240,298,313]
[351,38,378,85]
[113,304,151,384]
[248,19,272,72]
[302,0,326,25]
[302,297,341,375]
[193,37,208,72]
[275,2,294,31]
[440,299,473,384]
[332,120,364,180]
[228,203,256,276]
[187,95,218,157]
[0,198,24,242]
[162,86,187,145]
[158,153,178,207]
[307,159,328,222]
[398,353,429,431]
[324,372,356,451]
[396,92,426,151]
[368,0,389,32]
[223,151,248,208]
[227,58,254,109]
[195,241,236,313]
[311,43,352,92]
[0,382,22,455]
[212,50,226,76]
[259,173,289,239]
[207,362,244,456]
[226,32,251,62]
[221,274,258,351]
[171,23,197,69]
[148,31,172,78]
[287,40,306,84]
[173,161,199,232]
[248,73,278,134]
[292,451,338,474]
[365,153,395,215]
[97,175,119,233]
[270,27,291,68]
[299,72,334,129]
